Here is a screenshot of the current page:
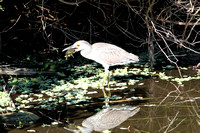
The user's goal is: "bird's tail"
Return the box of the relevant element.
[129,53,139,62]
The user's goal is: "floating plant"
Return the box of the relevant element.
[138,83,144,86]
[27,129,36,132]
[0,91,16,113]
[158,72,173,80]
[3,59,199,112]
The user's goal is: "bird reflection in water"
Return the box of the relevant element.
[64,106,140,133]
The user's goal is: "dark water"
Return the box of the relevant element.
[2,68,200,133]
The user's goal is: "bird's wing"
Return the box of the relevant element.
[92,43,128,66]
[83,107,140,132]
[93,110,132,131]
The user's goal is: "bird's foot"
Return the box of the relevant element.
[103,96,110,108]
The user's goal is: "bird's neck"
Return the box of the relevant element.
[80,46,92,59]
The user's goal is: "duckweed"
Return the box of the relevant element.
[158,72,173,80]
[138,83,144,86]
[110,95,122,100]
[6,107,16,112]
[51,121,59,125]
[102,130,111,133]
[27,129,36,132]
[21,100,30,104]
[87,91,98,94]
[112,86,127,90]
[0,91,16,113]
[128,79,139,85]
[41,124,51,127]
[3,60,199,112]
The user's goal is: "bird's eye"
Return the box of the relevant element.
[77,44,80,47]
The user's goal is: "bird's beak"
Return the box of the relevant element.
[62,45,75,52]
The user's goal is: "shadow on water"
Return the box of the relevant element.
[2,68,200,132]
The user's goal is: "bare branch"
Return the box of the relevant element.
[58,0,86,6]
[1,15,21,33]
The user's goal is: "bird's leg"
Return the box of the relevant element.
[102,68,111,107]
[102,69,108,97]
[107,71,111,97]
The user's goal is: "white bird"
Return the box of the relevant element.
[63,40,139,97]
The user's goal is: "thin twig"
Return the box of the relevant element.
[1,15,21,33]
[164,111,179,133]
[151,21,183,78]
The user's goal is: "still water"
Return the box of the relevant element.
[2,67,200,133]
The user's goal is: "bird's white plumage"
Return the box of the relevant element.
[80,106,140,132]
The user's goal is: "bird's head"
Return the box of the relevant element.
[62,40,91,52]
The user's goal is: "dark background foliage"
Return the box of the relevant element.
[0,0,200,66]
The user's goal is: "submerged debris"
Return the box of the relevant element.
[0,111,40,125]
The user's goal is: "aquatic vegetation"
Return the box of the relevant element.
[129,68,142,75]
[0,91,12,107]
[102,130,111,133]
[41,124,51,127]
[1,59,200,114]
[27,129,36,132]
[112,86,127,90]
[0,90,16,113]
[128,79,139,85]
[2,52,200,133]
[157,70,200,85]
[158,72,173,80]
[110,95,122,100]
[138,83,144,86]
[140,68,151,76]
[87,91,98,94]
[128,96,143,100]
[171,76,200,85]
[51,121,59,125]
[162,65,176,69]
